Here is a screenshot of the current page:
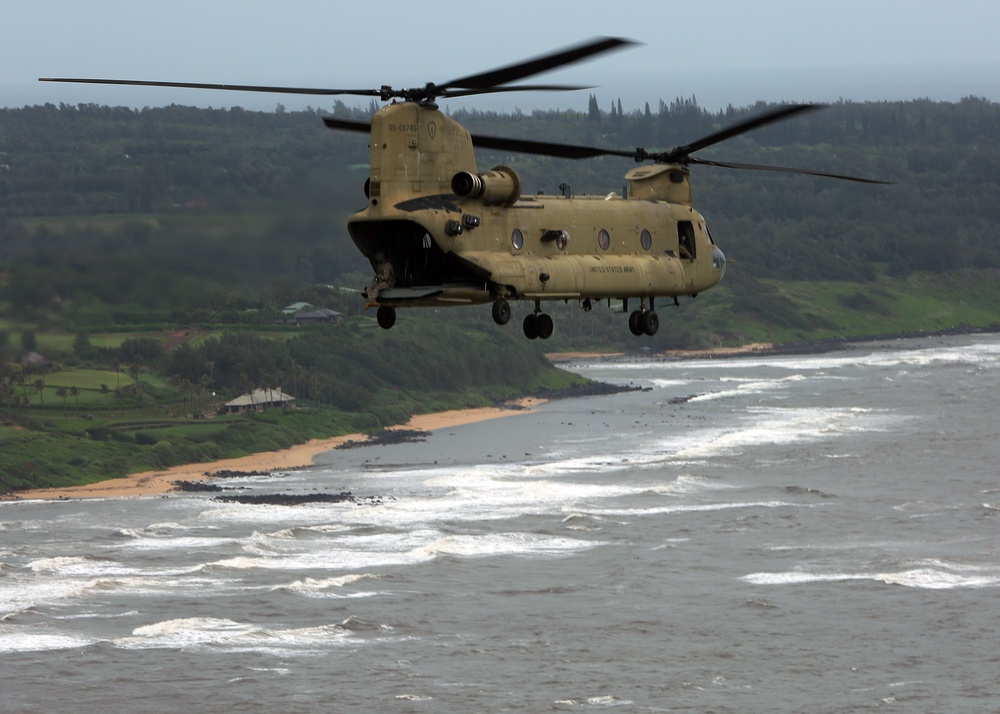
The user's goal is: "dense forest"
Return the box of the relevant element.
[2,95,999,337]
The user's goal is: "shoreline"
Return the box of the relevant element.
[10,327,996,503]
[9,398,545,502]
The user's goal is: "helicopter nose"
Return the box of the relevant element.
[712,246,727,276]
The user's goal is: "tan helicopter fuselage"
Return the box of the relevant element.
[347,102,726,309]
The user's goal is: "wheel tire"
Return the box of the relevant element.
[536,313,554,340]
[642,310,659,336]
[492,299,512,325]
[628,310,644,336]
[376,306,396,330]
[523,313,539,339]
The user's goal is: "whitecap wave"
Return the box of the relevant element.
[274,573,380,598]
[742,563,1000,589]
[114,617,358,652]
[411,532,600,559]
[0,627,95,653]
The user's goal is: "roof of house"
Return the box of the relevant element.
[224,387,295,408]
[282,301,315,314]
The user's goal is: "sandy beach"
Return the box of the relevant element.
[13,398,545,501]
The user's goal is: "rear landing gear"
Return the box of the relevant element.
[376,306,396,330]
[523,311,553,340]
[628,310,659,336]
[627,298,658,337]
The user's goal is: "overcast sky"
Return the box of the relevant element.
[6,0,1000,113]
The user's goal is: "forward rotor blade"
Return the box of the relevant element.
[470,133,632,159]
[666,104,824,161]
[441,36,636,90]
[687,157,891,184]
[39,77,381,97]
[322,117,372,133]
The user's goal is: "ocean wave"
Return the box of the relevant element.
[27,555,136,578]
[0,626,95,653]
[742,565,1000,589]
[273,573,380,598]
[118,535,241,551]
[560,512,606,531]
[263,524,352,539]
[645,474,732,495]
[411,532,600,560]
[553,694,634,707]
[114,617,356,652]
[596,500,794,517]
[114,522,193,538]
[661,406,896,462]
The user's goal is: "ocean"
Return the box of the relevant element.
[2,333,999,712]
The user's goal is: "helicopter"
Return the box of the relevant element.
[41,37,886,340]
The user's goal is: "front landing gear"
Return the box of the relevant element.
[492,298,512,325]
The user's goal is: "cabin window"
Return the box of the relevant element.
[678,221,696,260]
[598,229,610,251]
[511,228,523,250]
[640,229,652,251]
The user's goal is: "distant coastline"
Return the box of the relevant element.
[6,398,548,501]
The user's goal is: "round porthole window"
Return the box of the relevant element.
[640,229,652,251]
[511,228,524,250]
[598,229,610,251]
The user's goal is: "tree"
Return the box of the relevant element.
[587,94,600,122]
[73,332,91,354]
[22,330,37,354]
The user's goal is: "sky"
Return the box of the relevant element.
[5,0,1000,114]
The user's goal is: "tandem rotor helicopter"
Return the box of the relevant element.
[42,37,886,340]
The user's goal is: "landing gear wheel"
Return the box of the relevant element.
[376,306,396,330]
[492,299,512,325]
[536,313,554,340]
[642,310,659,336]
[628,310,644,336]
[523,313,539,340]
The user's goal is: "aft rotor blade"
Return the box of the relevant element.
[441,37,636,90]
[666,104,824,161]
[687,157,892,184]
[40,77,382,97]
[439,84,592,99]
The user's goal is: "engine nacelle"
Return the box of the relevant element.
[451,165,521,207]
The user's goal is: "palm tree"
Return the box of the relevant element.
[56,386,68,411]
[34,378,45,406]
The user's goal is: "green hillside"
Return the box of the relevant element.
[2,97,999,488]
